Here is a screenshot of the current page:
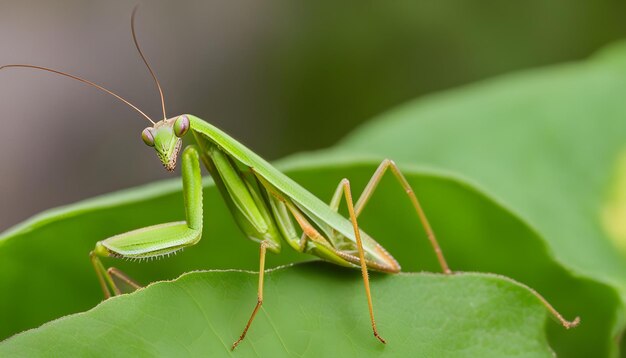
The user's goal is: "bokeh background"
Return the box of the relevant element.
[1,0,625,231]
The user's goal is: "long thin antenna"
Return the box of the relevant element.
[0,64,155,124]
[132,5,167,120]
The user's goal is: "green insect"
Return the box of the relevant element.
[1,7,579,351]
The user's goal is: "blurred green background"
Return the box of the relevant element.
[1,0,625,231]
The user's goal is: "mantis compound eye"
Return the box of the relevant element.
[174,115,190,137]
[141,127,155,147]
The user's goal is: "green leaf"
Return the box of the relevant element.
[322,41,626,355]
[0,161,617,356]
[0,264,556,357]
[336,41,626,296]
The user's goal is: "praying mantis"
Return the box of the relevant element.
[1,7,579,351]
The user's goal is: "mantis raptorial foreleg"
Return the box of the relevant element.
[90,145,204,297]
[195,139,283,251]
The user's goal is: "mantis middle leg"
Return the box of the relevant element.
[231,241,268,350]
[196,143,284,350]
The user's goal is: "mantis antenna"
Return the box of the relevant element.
[0,64,156,125]
[131,5,167,121]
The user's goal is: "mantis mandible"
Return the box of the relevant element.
[1,7,579,351]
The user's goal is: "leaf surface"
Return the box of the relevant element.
[337,42,626,297]
[0,161,615,356]
[1,264,556,358]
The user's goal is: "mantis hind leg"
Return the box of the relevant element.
[343,160,580,329]
[89,145,204,298]
[338,178,386,343]
[331,159,451,274]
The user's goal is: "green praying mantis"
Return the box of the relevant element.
[1,8,579,351]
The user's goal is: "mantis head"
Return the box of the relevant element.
[141,115,190,172]
[2,8,189,172]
